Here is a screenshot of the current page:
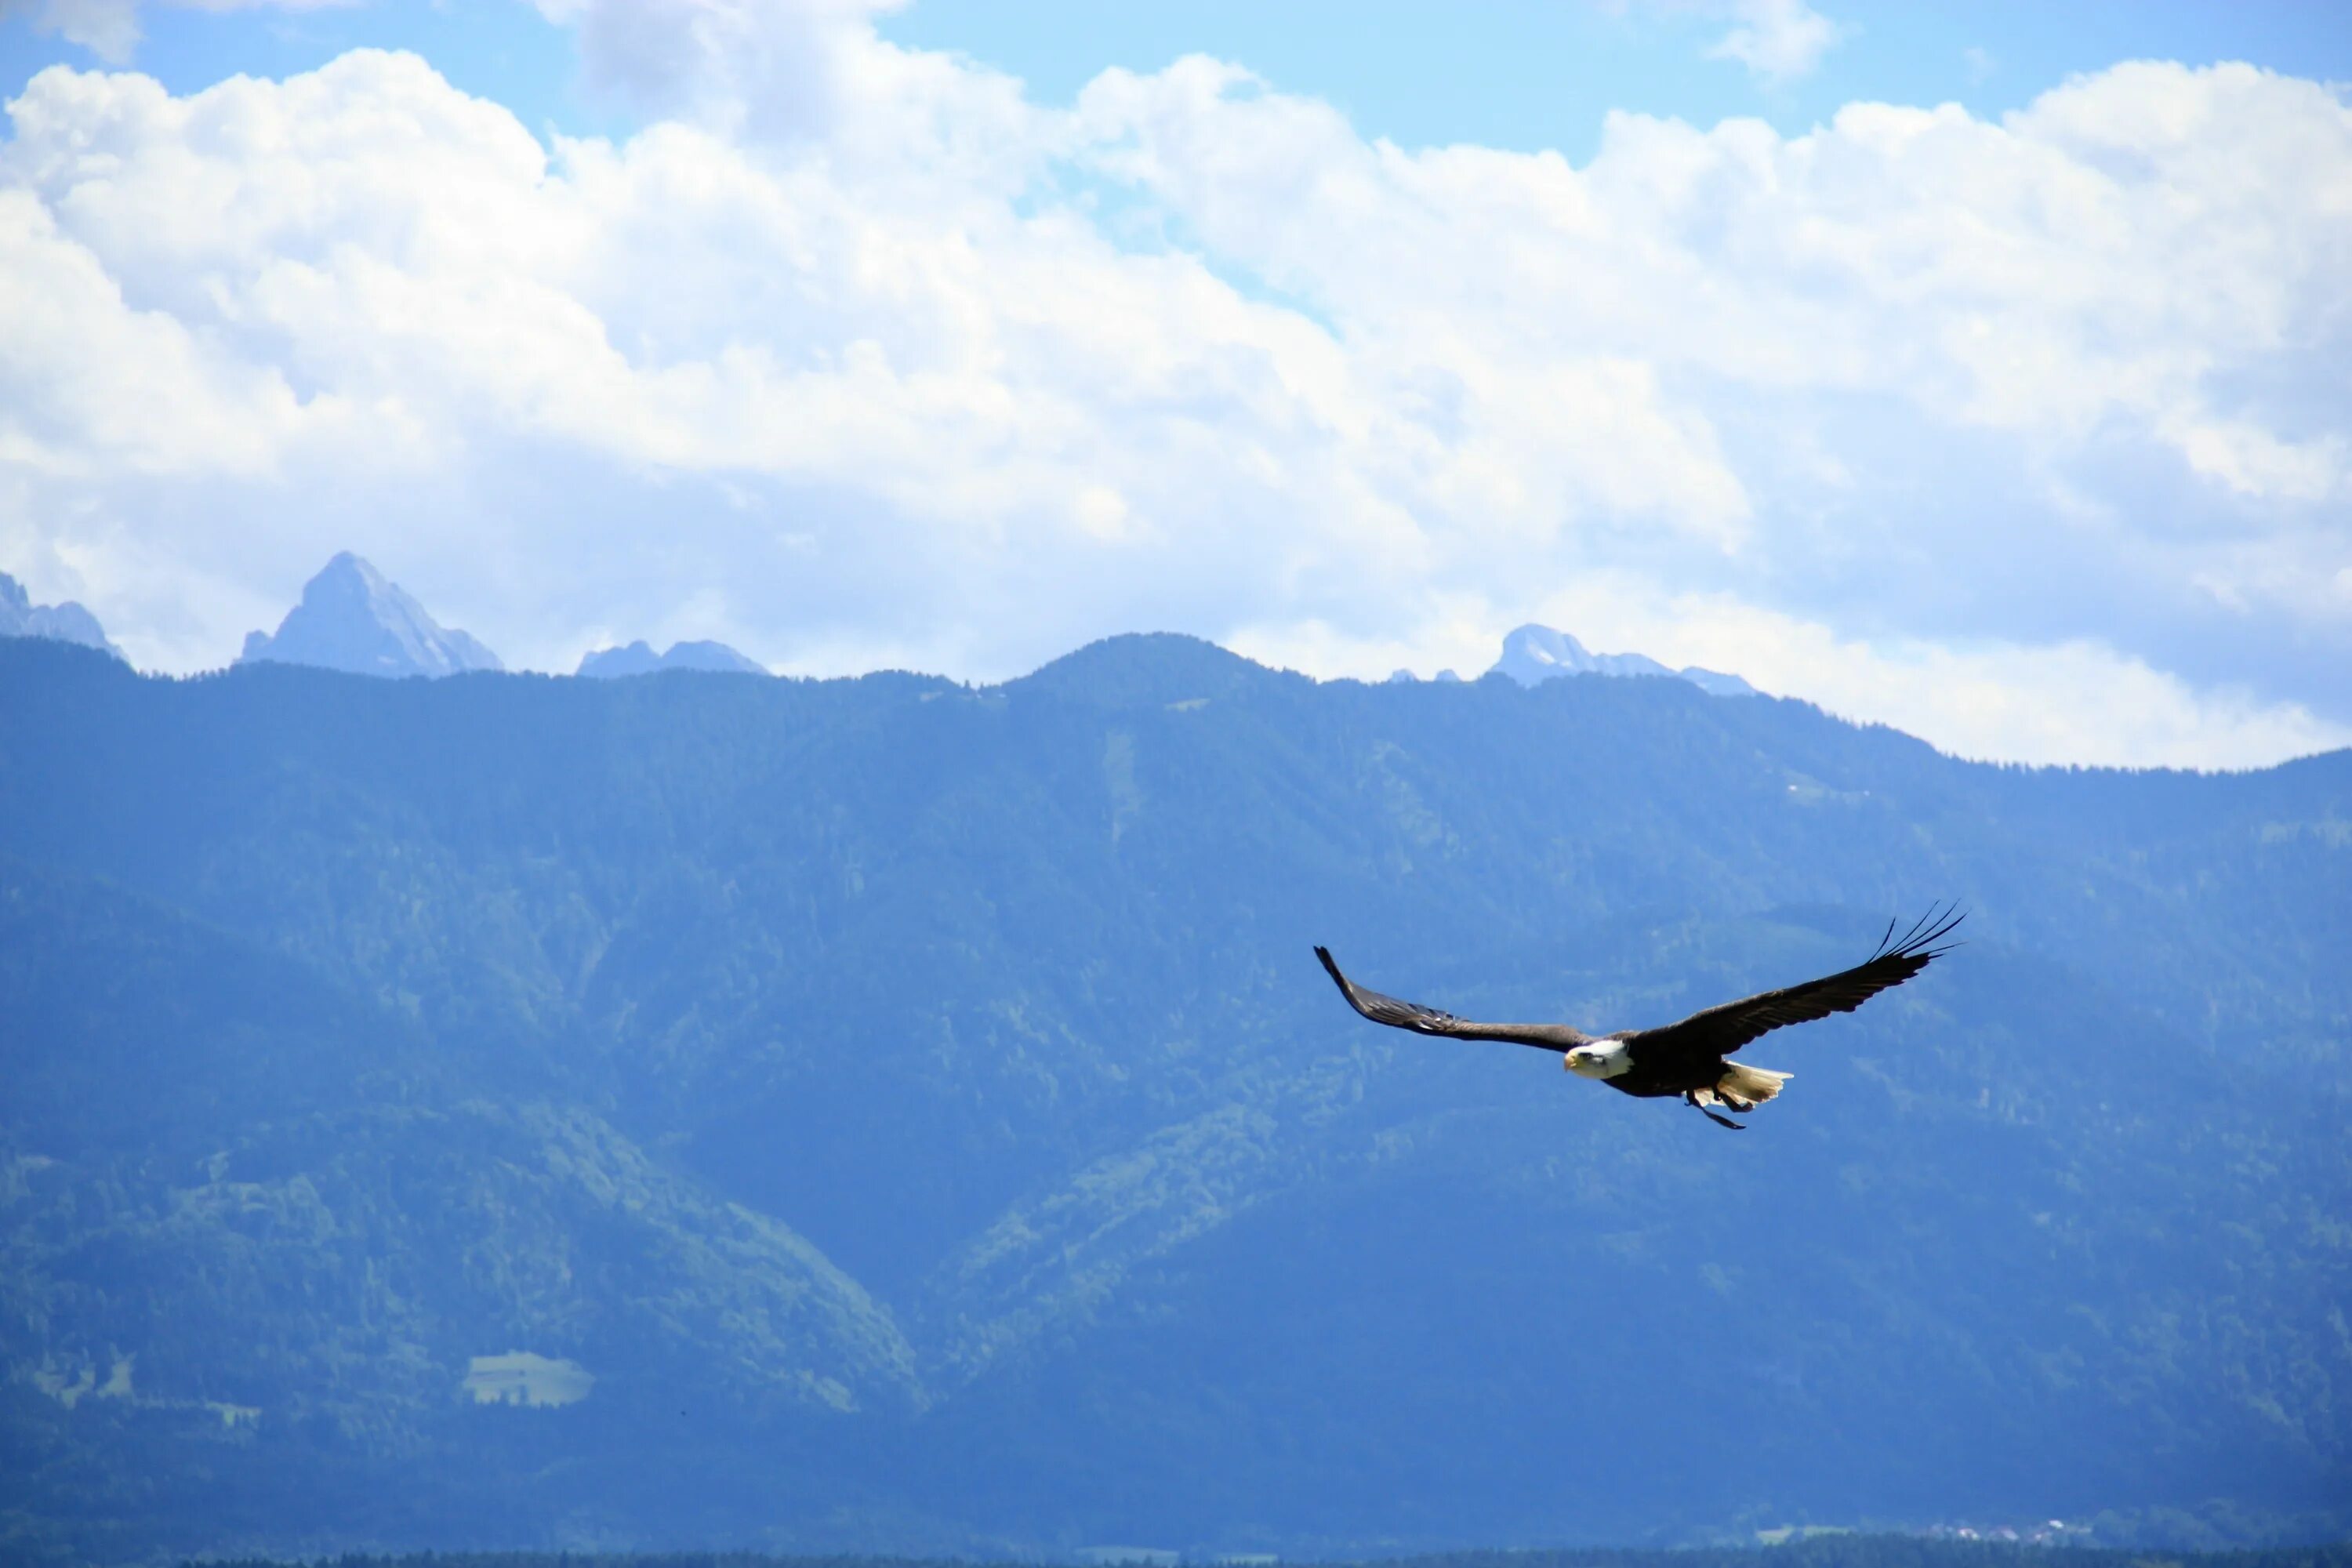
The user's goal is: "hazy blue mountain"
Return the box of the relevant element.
[1494,622,1758,695]
[0,570,122,660]
[0,633,2343,1563]
[578,638,768,677]
[237,552,503,677]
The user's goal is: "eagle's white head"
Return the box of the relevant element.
[1564,1040,1632,1080]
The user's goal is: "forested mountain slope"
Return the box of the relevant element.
[0,634,2345,1563]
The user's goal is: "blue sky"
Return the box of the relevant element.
[888,2,2352,156]
[8,2,2348,155]
[2,0,2348,767]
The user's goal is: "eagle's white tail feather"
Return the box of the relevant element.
[1718,1063,1792,1107]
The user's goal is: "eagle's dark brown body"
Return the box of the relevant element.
[1592,1043,1748,1099]
[1312,907,1962,1129]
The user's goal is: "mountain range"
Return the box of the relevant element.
[7,554,1762,702]
[0,630,2345,1565]
[0,572,122,661]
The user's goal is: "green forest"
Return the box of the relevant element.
[1,633,2347,1565]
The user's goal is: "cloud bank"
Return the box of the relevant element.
[0,2,2347,768]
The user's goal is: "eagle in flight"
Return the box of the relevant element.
[1313,907,1962,1129]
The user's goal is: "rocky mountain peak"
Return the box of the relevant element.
[0,571,125,661]
[1490,622,1755,697]
[238,553,503,678]
[577,639,768,678]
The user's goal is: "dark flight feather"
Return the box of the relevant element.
[1628,904,1965,1064]
[1312,946,1588,1051]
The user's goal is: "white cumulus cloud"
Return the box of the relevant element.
[0,7,2346,767]
[1705,0,1841,85]
[1607,0,1843,85]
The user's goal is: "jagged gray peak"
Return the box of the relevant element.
[577,639,768,678]
[0,571,124,661]
[238,553,502,678]
[1491,623,1755,697]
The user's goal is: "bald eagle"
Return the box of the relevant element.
[1313,907,1962,1129]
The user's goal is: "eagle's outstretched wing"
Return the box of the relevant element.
[1313,946,1588,1052]
[1632,906,1963,1061]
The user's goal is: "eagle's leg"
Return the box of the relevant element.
[1684,1091,1747,1131]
